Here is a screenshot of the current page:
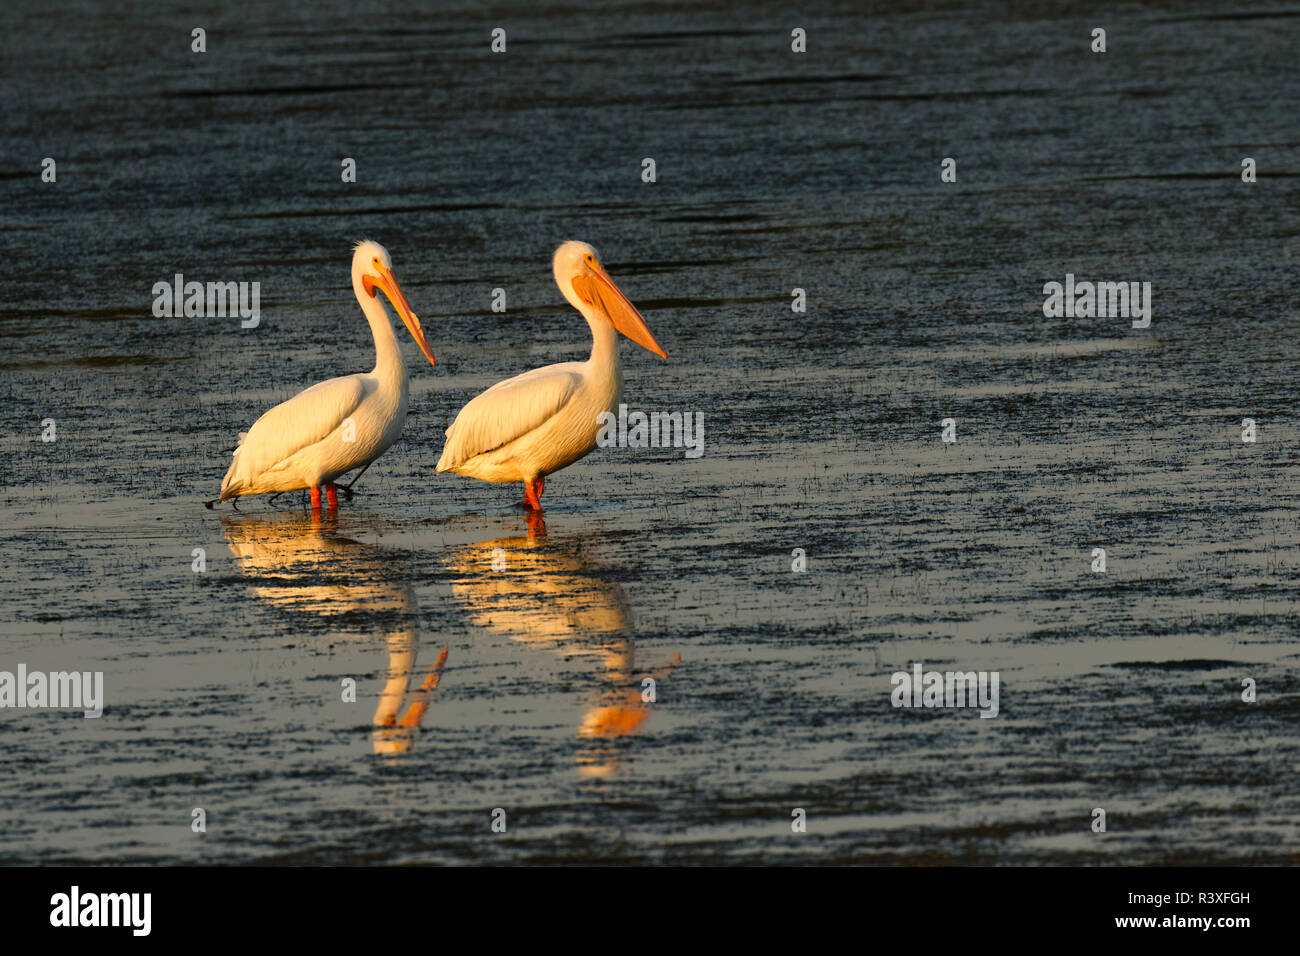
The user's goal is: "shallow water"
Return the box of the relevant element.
[1,1,1299,864]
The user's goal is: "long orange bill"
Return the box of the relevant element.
[366,266,436,366]
[573,265,667,359]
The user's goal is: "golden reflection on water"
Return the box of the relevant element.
[220,512,446,757]
[450,516,678,777]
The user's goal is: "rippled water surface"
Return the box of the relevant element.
[1,1,1299,864]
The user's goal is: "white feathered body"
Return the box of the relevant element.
[219,370,408,500]
[436,358,622,484]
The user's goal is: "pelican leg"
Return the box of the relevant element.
[341,463,371,499]
[522,477,545,511]
[325,484,340,510]
[267,491,284,509]
[310,486,322,511]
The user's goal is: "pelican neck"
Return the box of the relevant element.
[582,304,622,372]
[355,277,407,381]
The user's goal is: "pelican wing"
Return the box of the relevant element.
[220,374,367,497]
[436,364,583,473]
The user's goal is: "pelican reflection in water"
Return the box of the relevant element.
[220,512,447,755]
[449,519,678,777]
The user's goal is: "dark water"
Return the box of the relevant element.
[1,1,1299,863]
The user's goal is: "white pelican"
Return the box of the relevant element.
[435,241,666,510]
[210,240,435,511]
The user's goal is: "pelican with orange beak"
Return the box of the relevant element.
[210,240,436,511]
[436,241,666,510]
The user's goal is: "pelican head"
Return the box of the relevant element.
[554,240,666,359]
[353,240,436,367]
